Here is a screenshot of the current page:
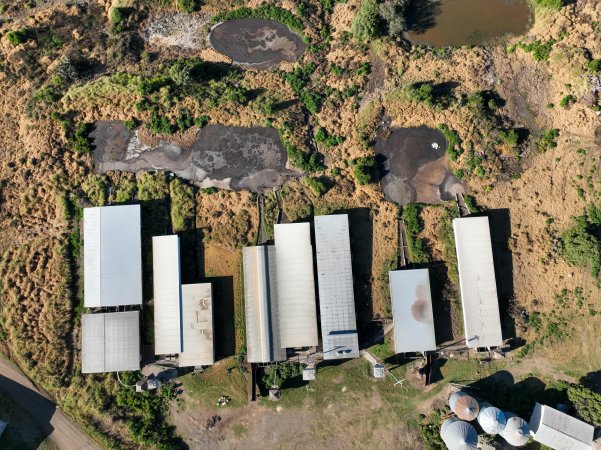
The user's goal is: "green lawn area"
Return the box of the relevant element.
[180,357,248,408]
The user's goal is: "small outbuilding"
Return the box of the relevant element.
[372,363,386,379]
[302,365,316,381]
[529,403,594,450]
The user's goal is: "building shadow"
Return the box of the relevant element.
[467,370,567,419]
[204,276,236,359]
[580,370,601,394]
[427,260,455,344]
[179,228,204,284]
[0,375,55,449]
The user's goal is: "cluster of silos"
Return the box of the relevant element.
[441,391,530,450]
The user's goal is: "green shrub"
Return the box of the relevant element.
[176,109,194,132]
[314,127,344,148]
[262,363,303,389]
[404,82,435,106]
[561,217,601,277]
[533,0,563,9]
[194,115,210,128]
[402,204,429,264]
[178,0,200,13]
[438,124,463,160]
[124,118,138,130]
[351,156,376,185]
[352,0,381,41]
[519,39,556,62]
[305,177,328,196]
[68,122,93,154]
[279,130,324,172]
[588,59,601,73]
[170,178,195,233]
[109,7,128,34]
[146,111,173,135]
[498,129,519,149]
[213,5,304,34]
[563,383,601,425]
[559,94,576,108]
[538,129,560,152]
[6,29,28,46]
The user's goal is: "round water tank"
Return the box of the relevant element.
[500,413,530,447]
[477,403,507,434]
[440,417,478,450]
[449,391,480,421]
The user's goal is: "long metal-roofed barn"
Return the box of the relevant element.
[453,216,503,349]
[389,269,436,354]
[314,215,359,360]
[82,311,140,373]
[179,283,214,367]
[274,223,318,348]
[529,403,594,450]
[243,246,286,363]
[152,235,182,355]
[84,204,142,307]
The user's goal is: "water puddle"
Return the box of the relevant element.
[405,0,531,47]
[209,18,306,70]
[91,121,299,192]
[375,126,465,205]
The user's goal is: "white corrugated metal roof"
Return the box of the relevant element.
[81,311,140,373]
[529,403,594,450]
[152,235,182,355]
[274,223,318,348]
[389,269,436,353]
[84,205,142,307]
[314,215,359,360]
[453,216,503,348]
[179,283,214,367]
[243,246,286,363]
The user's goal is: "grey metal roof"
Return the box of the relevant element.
[529,403,594,450]
[453,216,503,348]
[243,246,286,363]
[84,205,142,307]
[274,223,318,348]
[179,283,214,367]
[389,269,436,353]
[501,414,530,447]
[152,235,182,355]
[314,215,359,360]
[440,417,478,450]
[81,311,140,373]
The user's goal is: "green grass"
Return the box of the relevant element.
[180,358,248,408]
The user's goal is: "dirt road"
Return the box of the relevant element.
[0,358,99,450]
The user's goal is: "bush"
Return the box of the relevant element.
[402,204,429,264]
[498,129,520,149]
[305,177,328,196]
[559,94,576,108]
[194,115,210,128]
[538,129,560,152]
[314,127,344,148]
[561,217,601,277]
[438,124,463,160]
[351,156,376,185]
[176,109,194,132]
[170,178,195,233]
[178,0,200,13]
[262,363,303,389]
[146,111,173,135]
[352,0,381,41]
[6,29,28,46]
[519,39,556,62]
[563,383,601,425]
[68,122,93,154]
[588,59,601,73]
[533,0,563,9]
[109,7,128,34]
[405,82,435,106]
[378,0,407,39]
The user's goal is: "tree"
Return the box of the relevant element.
[352,156,376,185]
[561,217,601,277]
[564,383,601,425]
[378,0,407,38]
[352,0,381,41]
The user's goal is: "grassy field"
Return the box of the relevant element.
[180,357,248,409]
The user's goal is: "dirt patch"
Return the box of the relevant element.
[145,12,211,51]
[91,122,299,192]
[209,18,306,70]
[375,126,465,204]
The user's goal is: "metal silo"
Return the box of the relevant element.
[449,391,480,421]
[477,403,507,434]
[440,417,478,450]
[500,413,530,447]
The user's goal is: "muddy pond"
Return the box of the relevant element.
[375,126,465,205]
[91,121,299,192]
[209,18,306,70]
[405,0,531,47]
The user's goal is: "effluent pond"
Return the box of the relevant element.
[209,18,306,70]
[375,126,465,205]
[405,0,532,47]
[91,121,299,192]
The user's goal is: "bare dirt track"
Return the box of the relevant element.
[0,358,99,450]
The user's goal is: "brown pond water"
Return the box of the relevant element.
[91,121,299,192]
[209,18,306,70]
[375,126,465,205]
[405,0,531,47]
